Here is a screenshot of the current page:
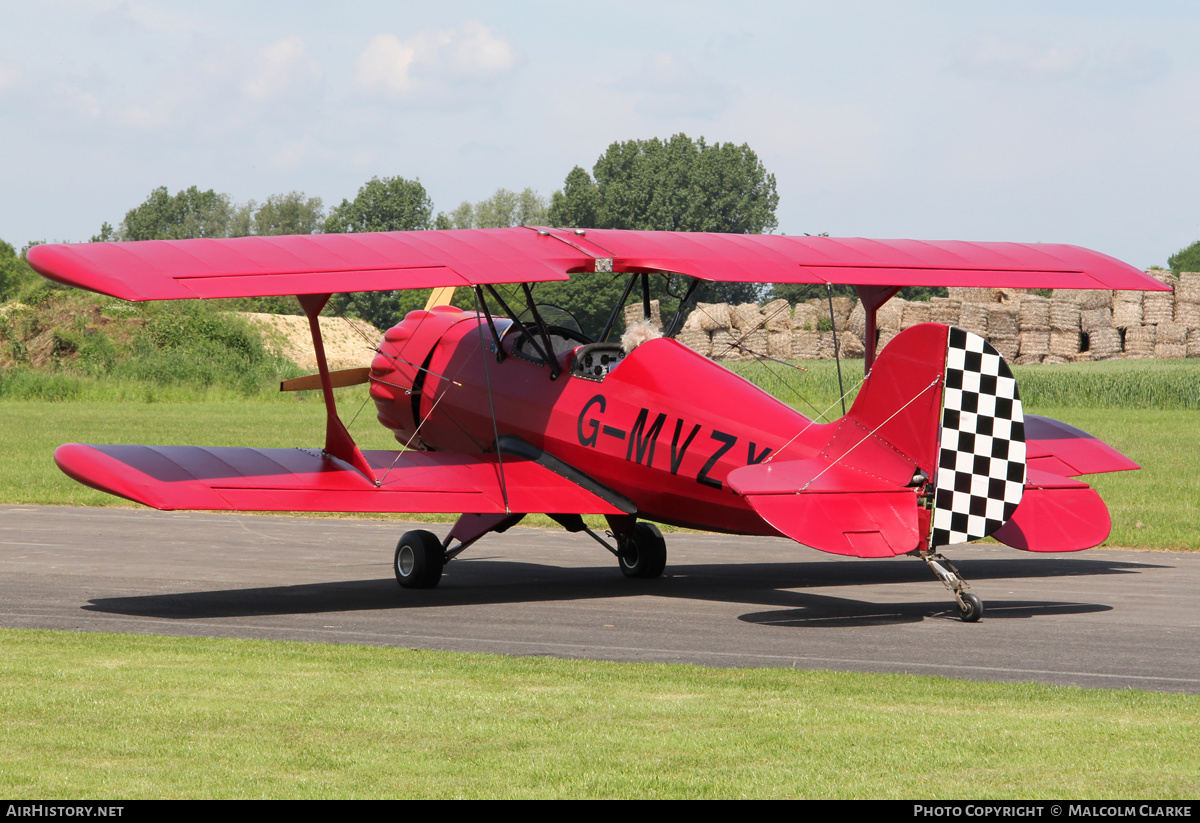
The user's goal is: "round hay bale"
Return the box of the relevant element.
[876,297,907,331]
[836,331,865,359]
[731,303,765,332]
[761,299,792,331]
[793,302,821,332]
[845,301,866,338]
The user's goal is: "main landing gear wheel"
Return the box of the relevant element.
[394,530,445,589]
[618,522,667,579]
[957,592,983,623]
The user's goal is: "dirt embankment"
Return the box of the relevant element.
[238,313,384,371]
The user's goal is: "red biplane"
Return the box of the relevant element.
[27,228,1169,621]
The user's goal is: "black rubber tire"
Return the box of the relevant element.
[958,592,983,623]
[394,530,445,589]
[618,522,667,579]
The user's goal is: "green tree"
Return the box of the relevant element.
[549,134,778,234]
[118,186,237,241]
[323,177,436,328]
[323,176,433,234]
[545,135,781,325]
[1168,240,1200,276]
[254,192,325,236]
[437,188,549,230]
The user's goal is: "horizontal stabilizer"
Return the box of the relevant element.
[54,443,630,516]
[1025,415,1139,476]
[992,470,1111,552]
[728,459,919,557]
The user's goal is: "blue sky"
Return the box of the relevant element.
[4,0,1199,268]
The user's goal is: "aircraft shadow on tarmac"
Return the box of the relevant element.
[84,554,1148,625]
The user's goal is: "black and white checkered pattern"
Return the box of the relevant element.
[930,327,1026,548]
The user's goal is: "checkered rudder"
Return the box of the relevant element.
[929,327,1026,548]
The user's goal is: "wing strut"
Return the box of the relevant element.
[856,285,902,372]
[296,293,378,485]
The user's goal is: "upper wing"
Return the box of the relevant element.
[54,443,635,516]
[27,227,1168,300]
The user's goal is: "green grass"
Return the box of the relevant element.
[0,629,1195,799]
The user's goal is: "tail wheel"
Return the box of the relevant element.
[394,530,445,589]
[957,592,983,623]
[618,522,667,579]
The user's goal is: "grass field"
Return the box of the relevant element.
[1,630,1196,799]
[1,358,1197,799]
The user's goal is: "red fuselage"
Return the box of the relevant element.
[368,307,829,535]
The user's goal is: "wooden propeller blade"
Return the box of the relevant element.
[280,367,371,392]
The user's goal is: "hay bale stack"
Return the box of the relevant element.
[1049,331,1081,358]
[1143,291,1175,325]
[1157,321,1188,345]
[793,302,821,332]
[1014,353,1044,365]
[1089,328,1122,360]
[836,331,866,359]
[731,303,765,333]
[990,336,1019,362]
[1123,326,1155,359]
[1177,272,1200,303]
[948,286,1001,303]
[1080,307,1113,333]
[960,303,989,338]
[1050,300,1081,332]
[1018,295,1051,330]
[1052,289,1111,310]
[739,330,768,359]
[761,299,792,331]
[1112,291,1143,328]
[693,302,731,331]
[1155,341,1187,359]
[829,297,854,328]
[792,329,822,359]
[845,301,866,339]
[674,329,711,357]
[876,297,907,332]
[1042,355,1071,365]
[1188,331,1200,358]
[624,299,662,330]
[988,305,1020,338]
[929,297,961,326]
[709,330,740,360]
[1019,330,1050,357]
[875,330,899,356]
[767,330,792,359]
[901,301,931,328]
[1176,301,1200,328]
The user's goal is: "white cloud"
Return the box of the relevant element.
[618,53,731,119]
[354,21,516,98]
[243,36,322,101]
[0,62,24,92]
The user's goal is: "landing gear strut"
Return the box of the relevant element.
[921,549,983,622]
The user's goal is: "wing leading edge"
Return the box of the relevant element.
[27,227,1169,301]
[54,443,633,516]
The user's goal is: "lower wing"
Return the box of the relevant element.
[55,443,634,516]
